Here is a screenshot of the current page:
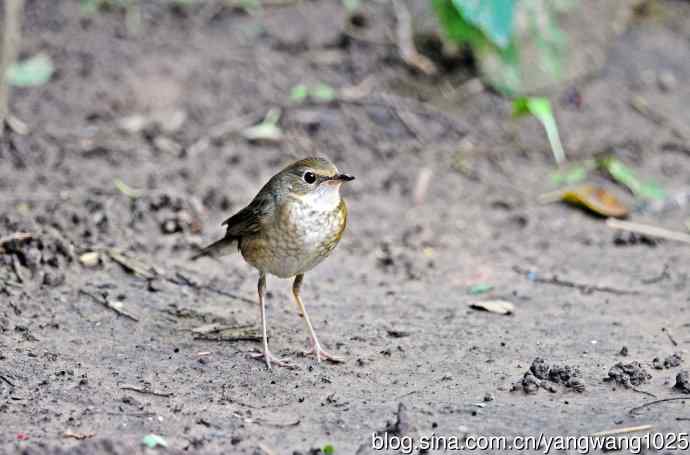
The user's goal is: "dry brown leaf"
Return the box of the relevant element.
[548,185,629,218]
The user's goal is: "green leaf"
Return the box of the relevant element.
[114,178,144,198]
[242,108,283,142]
[432,0,486,47]
[290,84,308,103]
[550,165,588,185]
[7,54,54,87]
[468,283,493,295]
[450,0,515,49]
[323,444,335,455]
[512,97,566,165]
[142,434,168,449]
[598,157,666,201]
[311,83,336,103]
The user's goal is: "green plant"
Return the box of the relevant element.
[7,54,54,87]
[289,83,337,104]
[432,0,568,95]
[512,97,565,165]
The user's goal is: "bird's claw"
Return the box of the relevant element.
[250,350,295,370]
[303,339,344,363]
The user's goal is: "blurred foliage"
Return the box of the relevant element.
[550,161,595,185]
[443,0,515,49]
[7,53,54,87]
[433,0,569,95]
[290,83,336,104]
[513,97,565,165]
[598,157,666,201]
[80,0,129,14]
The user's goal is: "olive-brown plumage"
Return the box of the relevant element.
[196,157,354,369]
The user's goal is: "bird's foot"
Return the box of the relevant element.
[250,349,295,370]
[303,339,344,363]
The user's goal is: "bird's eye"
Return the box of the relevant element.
[303,171,317,184]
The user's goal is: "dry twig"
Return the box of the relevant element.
[0,232,32,250]
[63,430,95,440]
[79,289,139,322]
[0,373,15,387]
[628,397,689,416]
[192,324,261,342]
[513,266,648,296]
[0,0,24,136]
[591,424,653,437]
[607,218,690,245]
[120,384,173,397]
[392,0,437,75]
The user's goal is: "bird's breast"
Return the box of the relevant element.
[240,197,347,278]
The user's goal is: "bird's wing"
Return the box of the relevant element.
[221,191,274,238]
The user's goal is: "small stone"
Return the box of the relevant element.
[153,136,182,155]
[483,393,494,402]
[79,251,100,267]
[658,70,677,92]
[118,114,150,134]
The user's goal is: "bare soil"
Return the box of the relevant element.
[2,1,690,454]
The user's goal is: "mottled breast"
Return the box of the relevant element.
[240,195,347,278]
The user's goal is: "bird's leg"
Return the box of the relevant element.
[250,272,293,369]
[292,274,343,363]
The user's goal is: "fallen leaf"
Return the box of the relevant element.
[311,83,336,103]
[7,54,54,87]
[470,300,514,315]
[114,178,144,198]
[289,84,308,103]
[142,434,168,449]
[556,185,629,218]
[242,108,283,143]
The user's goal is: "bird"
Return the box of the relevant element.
[194,157,354,369]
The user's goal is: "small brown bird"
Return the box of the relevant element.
[195,157,354,369]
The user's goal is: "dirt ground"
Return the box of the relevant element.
[2,1,690,454]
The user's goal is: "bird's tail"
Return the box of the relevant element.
[190,237,237,261]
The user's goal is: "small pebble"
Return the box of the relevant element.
[658,70,677,92]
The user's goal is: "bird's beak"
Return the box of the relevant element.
[334,173,355,182]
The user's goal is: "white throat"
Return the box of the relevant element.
[302,184,341,211]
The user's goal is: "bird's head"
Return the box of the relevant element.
[277,157,354,204]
